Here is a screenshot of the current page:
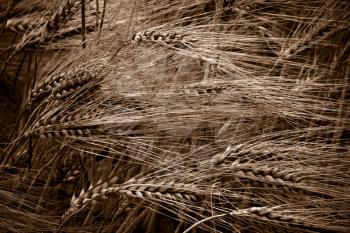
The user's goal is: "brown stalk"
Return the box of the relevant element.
[80,0,86,49]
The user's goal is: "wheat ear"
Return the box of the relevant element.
[27,58,107,105]
[281,20,335,59]
[63,176,204,218]
[46,0,86,32]
[210,147,304,184]
[131,30,195,45]
[5,17,45,33]
[184,206,335,233]
[12,0,95,51]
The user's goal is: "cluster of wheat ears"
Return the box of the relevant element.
[0,0,349,232]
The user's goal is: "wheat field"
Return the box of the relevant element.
[0,0,349,232]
